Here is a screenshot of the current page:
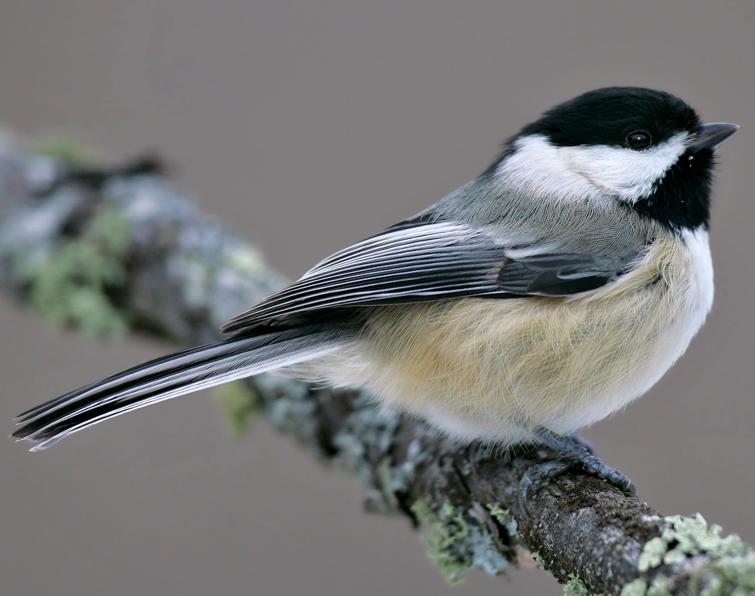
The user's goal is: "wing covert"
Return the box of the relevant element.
[221,221,631,335]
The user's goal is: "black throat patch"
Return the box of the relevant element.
[630,149,714,231]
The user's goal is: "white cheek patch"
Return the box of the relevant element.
[497,133,690,204]
[561,132,689,202]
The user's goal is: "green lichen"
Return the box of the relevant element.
[621,579,648,596]
[215,381,263,436]
[531,550,545,566]
[487,504,509,525]
[411,499,473,585]
[646,577,673,596]
[487,503,518,537]
[32,135,103,167]
[631,514,755,595]
[225,245,269,280]
[700,551,755,596]
[18,208,131,337]
[563,574,591,596]
[620,576,673,596]
[638,536,670,572]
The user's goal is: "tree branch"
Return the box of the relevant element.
[1,132,753,595]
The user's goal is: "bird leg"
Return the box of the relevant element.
[565,432,594,455]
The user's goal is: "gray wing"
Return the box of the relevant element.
[221,221,633,335]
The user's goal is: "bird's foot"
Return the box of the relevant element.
[517,428,635,514]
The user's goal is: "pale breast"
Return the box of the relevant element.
[311,229,714,444]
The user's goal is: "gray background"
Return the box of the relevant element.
[1,2,753,595]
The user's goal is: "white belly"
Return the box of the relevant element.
[542,228,714,435]
[310,229,714,444]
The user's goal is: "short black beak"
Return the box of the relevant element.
[692,122,740,151]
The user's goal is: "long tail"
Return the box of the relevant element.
[12,325,351,451]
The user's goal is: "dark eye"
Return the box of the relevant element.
[625,130,652,150]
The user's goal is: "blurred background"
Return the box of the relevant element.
[1,2,754,595]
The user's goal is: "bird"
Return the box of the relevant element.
[12,87,738,496]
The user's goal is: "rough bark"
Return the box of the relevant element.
[1,132,753,595]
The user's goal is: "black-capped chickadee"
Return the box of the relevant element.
[13,87,738,494]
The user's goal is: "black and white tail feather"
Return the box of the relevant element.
[12,325,355,451]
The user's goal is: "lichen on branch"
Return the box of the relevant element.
[18,207,132,336]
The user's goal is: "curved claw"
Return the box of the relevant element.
[580,454,637,496]
[518,460,570,515]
